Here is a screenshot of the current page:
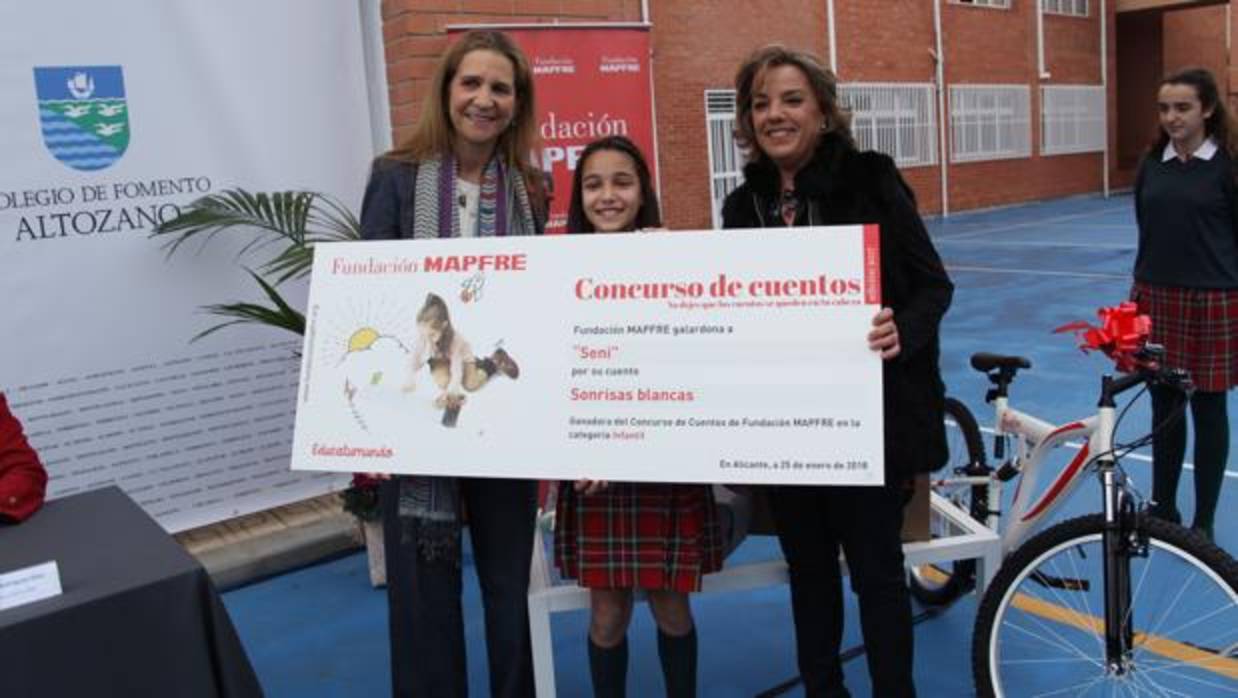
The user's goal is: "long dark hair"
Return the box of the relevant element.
[1154,67,1238,160]
[565,136,661,234]
[733,44,854,165]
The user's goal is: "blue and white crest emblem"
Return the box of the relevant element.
[34,66,129,171]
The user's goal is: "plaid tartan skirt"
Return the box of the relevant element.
[1131,281,1238,392]
[554,483,724,593]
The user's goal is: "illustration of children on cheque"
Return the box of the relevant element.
[404,292,520,427]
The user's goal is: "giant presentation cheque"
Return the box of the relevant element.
[291,226,885,485]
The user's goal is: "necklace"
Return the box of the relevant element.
[779,189,798,226]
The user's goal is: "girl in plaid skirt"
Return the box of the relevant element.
[555,137,725,698]
[1132,67,1238,542]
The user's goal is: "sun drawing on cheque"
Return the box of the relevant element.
[348,327,381,353]
[339,326,409,431]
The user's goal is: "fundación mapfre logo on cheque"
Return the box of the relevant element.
[33,66,130,172]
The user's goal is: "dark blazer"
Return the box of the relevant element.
[722,133,954,480]
[359,157,545,241]
[0,393,47,522]
[359,157,418,241]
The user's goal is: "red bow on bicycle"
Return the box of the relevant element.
[1053,302,1151,372]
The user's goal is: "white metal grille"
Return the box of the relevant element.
[1041,85,1105,156]
[1043,0,1088,16]
[949,84,1031,162]
[840,83,938,168]
[704,89,745,229]
[950,0,1011,8]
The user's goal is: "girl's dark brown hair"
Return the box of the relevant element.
[1155,67,1238,160]
[565,136,661,234]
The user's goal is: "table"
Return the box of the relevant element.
[0,487,263,697]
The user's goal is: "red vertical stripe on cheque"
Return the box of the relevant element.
[863,224,881,305]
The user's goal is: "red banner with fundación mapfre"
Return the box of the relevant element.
[450,25,656,234]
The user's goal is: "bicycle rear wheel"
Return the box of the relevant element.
[973,513,1238,698]
[908,396,988,605]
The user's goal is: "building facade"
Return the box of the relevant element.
[382,0,1232,226]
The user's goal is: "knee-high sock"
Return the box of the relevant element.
[1150,384,1188,522]
[588,636,628,698]
[657,627,697,698]
[1190,391,1229,535]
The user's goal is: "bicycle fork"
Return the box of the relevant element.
[1099,463,1138,675]
[1094,391,1148,677]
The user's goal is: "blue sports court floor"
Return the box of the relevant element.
[222,192,1236,696]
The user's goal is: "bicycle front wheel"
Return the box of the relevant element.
[973,513,1238,697]
[908,396,988,605]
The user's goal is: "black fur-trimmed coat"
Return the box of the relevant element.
[722,133,954,481]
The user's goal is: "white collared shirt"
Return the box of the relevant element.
[1162,136,1218,162]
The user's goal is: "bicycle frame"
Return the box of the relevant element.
[937,384,1134,562]
[989,395,1110,557]
[993,372,1155,673]
[959,312,1205,685]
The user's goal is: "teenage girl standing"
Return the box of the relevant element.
[1132,67,1238,543]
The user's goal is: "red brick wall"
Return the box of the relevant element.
[835,1,937,83]
[938,2,1110,212]
[832,3,940,214]
[1116,11,1163,178]
[649,1,827,230]
[382,1,1130,221]
[1163,5,1227,83]
[1045,11,1104,84]
[381,0,641,145]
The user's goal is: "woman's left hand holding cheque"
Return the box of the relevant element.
[868,307,900,360]
[575,480,610,495]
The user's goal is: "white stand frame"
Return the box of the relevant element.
[527,491,1001,697]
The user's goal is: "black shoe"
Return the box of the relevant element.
[1147,503,1182,525]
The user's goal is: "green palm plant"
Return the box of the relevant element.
[152,189,360,340]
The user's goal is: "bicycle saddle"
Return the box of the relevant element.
[971,353,1032,372]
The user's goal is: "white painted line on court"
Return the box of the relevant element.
[946,264,1129,280]
[932,206,1133,241]
[937,239,1135,250]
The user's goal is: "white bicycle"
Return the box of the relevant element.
[911,305,1238,697]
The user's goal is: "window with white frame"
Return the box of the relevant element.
[840,83,937,168]
[1043,0,1088,17]
[704,90,745,229]
[950,0,1011,8]
[949,85,1031,162]
[1041,85,1105,155]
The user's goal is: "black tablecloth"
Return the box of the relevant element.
[0,487,263,697]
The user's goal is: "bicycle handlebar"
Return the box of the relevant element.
[1100,343,1193,406]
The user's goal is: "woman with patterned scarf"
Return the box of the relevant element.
[358,29,546,698]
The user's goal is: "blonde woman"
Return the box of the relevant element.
[358,29,545,698]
